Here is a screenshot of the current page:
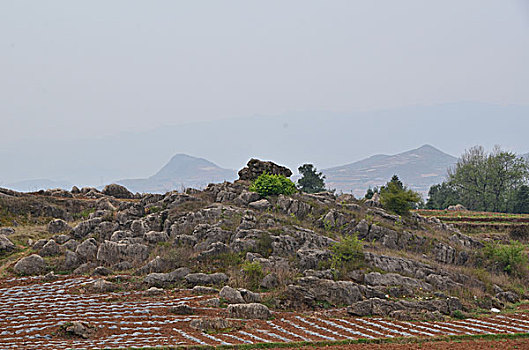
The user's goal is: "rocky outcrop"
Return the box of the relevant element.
[238,159,292,181]
[219,286,245,304]
[143,268,191,288]
[14,254,46,275]
[227,303,271,320]
[0,234,15,254]
[60,321,96,339]
[47,219,71,234]
[96,241,149,267]
[185,273,228,286]
[39,240,61,257]
[102,184,134,199]
[285,277,363,308]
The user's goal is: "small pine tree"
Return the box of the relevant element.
[379,175,421,216]
[297,164,326,193]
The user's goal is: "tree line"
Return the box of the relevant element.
[426,146,529,213]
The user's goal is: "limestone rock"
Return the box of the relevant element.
[238,158,292,181]
[185,272,228,286]
[102,184,134,199]
[14,254,46,275]
[219,286,245,304]
[0,234,15,254]
[227,303,271,320]
[39,240,61,257]
[47,219,71,234]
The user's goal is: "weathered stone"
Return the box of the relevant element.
[92,266,112,276]
[190,317,240,332]
[135,256,172,275]
[14,254,46,275]
[53,234,71,245]
[239,288,261,303]
[102,183,134,199]
[185,272,228,286]
[39,240,61,257]
[297,249,331,270]
[61,321,95,339]
[96,240,149,266]
[86,278,118,293]
[0,234,15,254]
[47,219,71,234]
[192,286,219,295]
[364,272,432,291]
[260,273,279,290]
[169,304,194,315]
[143,231,169,244]
[0,227,15,236]
[75,238,98,261]
[63,250,81,270]
[235,191,261,206]
[227,303,271,320]
[238,159,292,181]
[249,199,271,211]
[219,286,245,304]
[143,267,191,288]
[72,218,102,239]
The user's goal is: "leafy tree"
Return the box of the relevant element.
[446,146,529,212]
[249,172,297,196]
[425,182,461,209]
[297,164,326,193]
[379,175,421,216]
[513,185,529,214]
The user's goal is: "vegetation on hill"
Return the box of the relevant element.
[297,164,326,194]
[426,146,529,213]
[249,172,297,196]
[379,175,421,216]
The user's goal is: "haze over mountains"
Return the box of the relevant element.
[117,154,236,193]
[323,145,457,197]
[1,103,528,193]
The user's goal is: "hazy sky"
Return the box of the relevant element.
[2,0,529,144]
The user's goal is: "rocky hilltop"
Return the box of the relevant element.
[0,160,525,323]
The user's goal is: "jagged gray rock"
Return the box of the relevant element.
[0,234,15,254]
[219,286,245,304]
[238,159,292,181]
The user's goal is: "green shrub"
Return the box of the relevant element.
[241,260,264,290]
[249,172,297,196]
[380,175,421,216]
[330,234,364,277]
[483,240,527,275]
[255,233,273,258]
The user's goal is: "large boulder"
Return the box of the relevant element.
[85,278,118,293]
[102,184,134,199]
[143,267,191,288]
[96,240,149,267]
[285,277,363,308]
[39,240,61,257]
[47,219,71,234]
[185,272,228,286]
[219,286,245,304]
[347,297,462,318]
[0,234,15,254]
[75,238,98,261]
[60,321,96,339]
[227,303,271,320]
[238,159,292,181]
[13,254,46,275]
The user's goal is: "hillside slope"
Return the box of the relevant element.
[323,145,457,197]
[118,153,236,193]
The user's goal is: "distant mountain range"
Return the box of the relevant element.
[322,145,457,197]
[117,154,236,193]
[3,179,73,193]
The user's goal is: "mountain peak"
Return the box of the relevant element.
[323,145,457,197]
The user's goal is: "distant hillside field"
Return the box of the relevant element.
[323,145,457,197]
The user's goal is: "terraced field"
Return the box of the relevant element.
[2,276,529,349]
